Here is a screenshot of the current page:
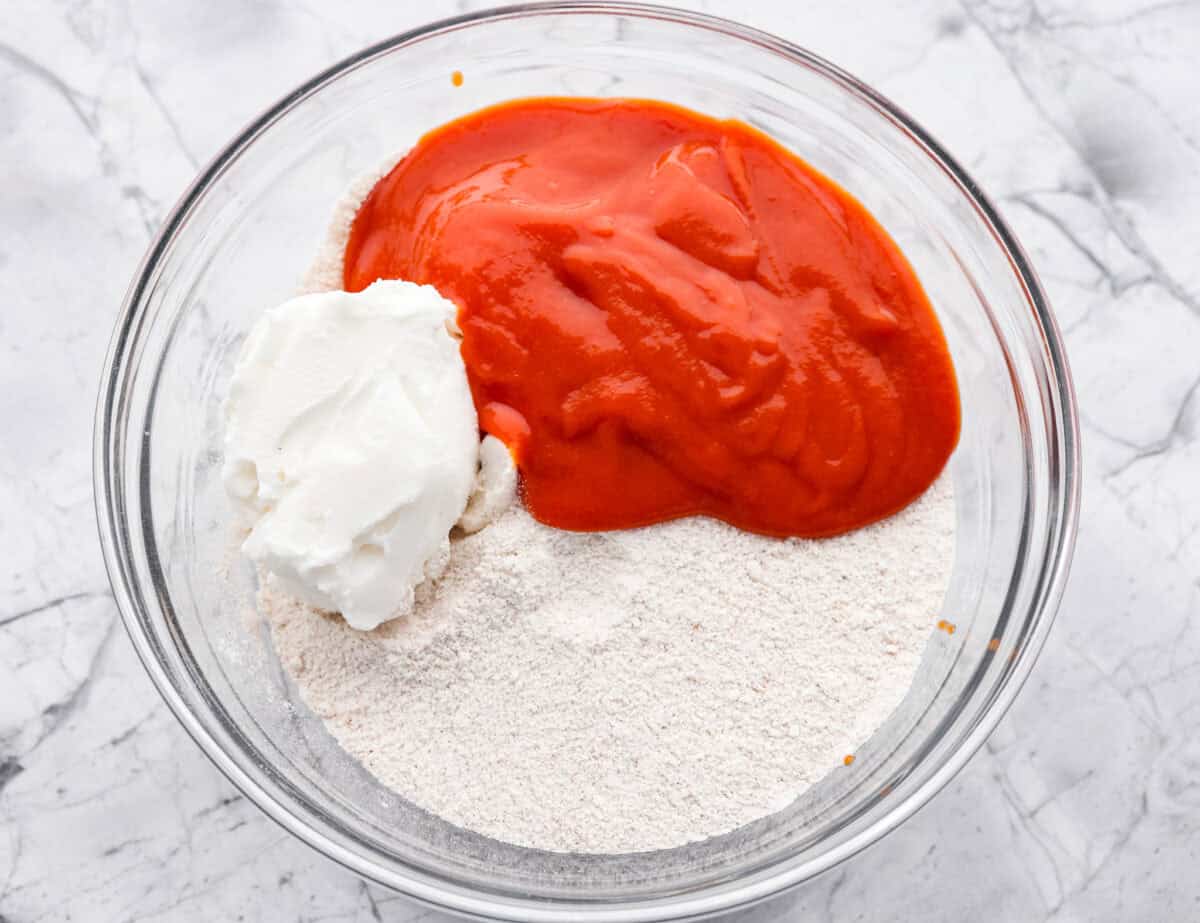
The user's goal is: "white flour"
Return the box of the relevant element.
[256,167,957,854]
[262,475,954,853]
[298,155,398,294]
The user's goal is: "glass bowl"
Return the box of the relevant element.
[94,4,1080,920]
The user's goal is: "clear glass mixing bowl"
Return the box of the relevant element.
[94,4,1080,920]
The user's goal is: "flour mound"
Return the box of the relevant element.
[262,475,953,853]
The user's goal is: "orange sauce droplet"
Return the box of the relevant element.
[987,638,1001,652]
[843,754,855,766]
[451,70,464,87]
[936,619,957,635]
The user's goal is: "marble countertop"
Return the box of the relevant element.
[3,0,1198,919]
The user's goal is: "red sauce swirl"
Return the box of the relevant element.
[345,98,960,537]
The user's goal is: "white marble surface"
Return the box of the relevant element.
[2,0,1198,919]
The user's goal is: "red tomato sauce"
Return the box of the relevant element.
[344,98,960,538]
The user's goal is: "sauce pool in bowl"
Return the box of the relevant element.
[345,98,961,538]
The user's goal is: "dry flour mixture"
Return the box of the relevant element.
[262,475,953,853]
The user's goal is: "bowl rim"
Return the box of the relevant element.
[94,2,1081,920]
